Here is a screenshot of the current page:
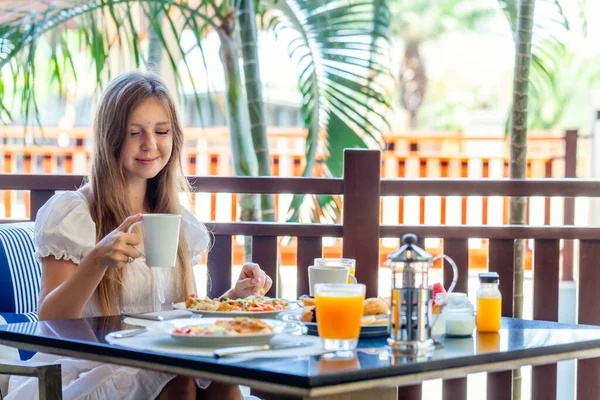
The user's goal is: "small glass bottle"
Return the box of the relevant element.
[444,293,475,338]
[476,272,502,332]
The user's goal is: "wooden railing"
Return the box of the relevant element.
[0,129,583,276]
[0,148,599,400]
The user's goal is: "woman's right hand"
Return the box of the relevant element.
[90,214,144,269]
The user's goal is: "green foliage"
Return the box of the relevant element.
[0,0,391,226]
[0,1,220,125]
[265,0,392,222]
[524,36,600,131]
[389,0,496,43]
[497,0,589,131]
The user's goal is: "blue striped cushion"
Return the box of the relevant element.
[0,311,39,324]
[0,222,40,315]
[0,312,39,360]
[0,222,41,360]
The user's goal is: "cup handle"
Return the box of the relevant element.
[348,274,357,284]
[127,221,146,258]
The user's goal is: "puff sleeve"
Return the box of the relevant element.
[33,191,96,265]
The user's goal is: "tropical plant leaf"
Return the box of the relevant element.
[0,0,218,128]
[389,0,497,41]
[496,0,588,131]
[266,0,392,223]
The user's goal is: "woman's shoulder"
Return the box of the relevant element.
[36,189,89,217]
[34,189,94,235]
[33,188,96,264]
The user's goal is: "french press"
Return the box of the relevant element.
[385,233,458,355]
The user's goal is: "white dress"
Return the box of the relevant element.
[6,190,217,400]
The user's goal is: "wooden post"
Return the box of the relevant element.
[23,154,32,219]
[487,238,515,399]
[297,237,322,296]
[544,160,552,225]
[30,190,55,221]
[342,149,381,298]
[531,239,560,399]
[3,153,12,218]
[252,236,279,297]
[442,238,469,400]
[207,235,233,298]
[562,129,577,281]
[577,240,600,400]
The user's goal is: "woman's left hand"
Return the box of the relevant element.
[232,262,273,298]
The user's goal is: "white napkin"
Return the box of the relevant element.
[123,310,195,327]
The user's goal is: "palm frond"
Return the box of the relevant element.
[497,0,588,131]
[266,0,392,222]
[0,0,218,127]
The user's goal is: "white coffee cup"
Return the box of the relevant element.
[308,265,357,296]
[127,214,181,267]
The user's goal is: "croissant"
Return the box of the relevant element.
[363,297,389,316]
[299,294,316,307]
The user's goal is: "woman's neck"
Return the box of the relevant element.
[127,179,148,214]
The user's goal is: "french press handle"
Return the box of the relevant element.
[429,254,459,331]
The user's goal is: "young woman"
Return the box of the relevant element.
[6,71,271,400]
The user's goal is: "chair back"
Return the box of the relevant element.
[0,222,40,324]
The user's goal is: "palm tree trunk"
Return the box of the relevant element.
[147,9,164,72]
[238,0,276,223]
[218,11,260,260]
[510,0,536,398]
[399,41,426,130]
[238,0,281,294]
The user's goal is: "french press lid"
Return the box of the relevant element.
[387,233,432,262]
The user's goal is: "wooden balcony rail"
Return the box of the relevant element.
[1,147,599,400]
[0,130,583,277]
[0,125,572,142]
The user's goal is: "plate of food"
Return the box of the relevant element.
[151,317,294,347]
[283,296,390,338]
[173,294,299,318]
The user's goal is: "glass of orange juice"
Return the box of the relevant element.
[314,283,365,353]
[314,258,356,284]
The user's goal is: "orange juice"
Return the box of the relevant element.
[476,297,501,332]
[316,294,364,339]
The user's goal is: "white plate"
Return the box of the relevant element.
[149,317,301,347]
[172,301,299,319]
[281,314,389,338]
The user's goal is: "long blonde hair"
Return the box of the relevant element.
[88,71,194,315]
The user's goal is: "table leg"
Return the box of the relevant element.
[487,370,512,400]
[0,361,62,400]
[38,364,62,400]
[251,387,397,400]
[306,387,397,400]
[397,383,421,399]
[250,391,297,400]
[443,377,467,400]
